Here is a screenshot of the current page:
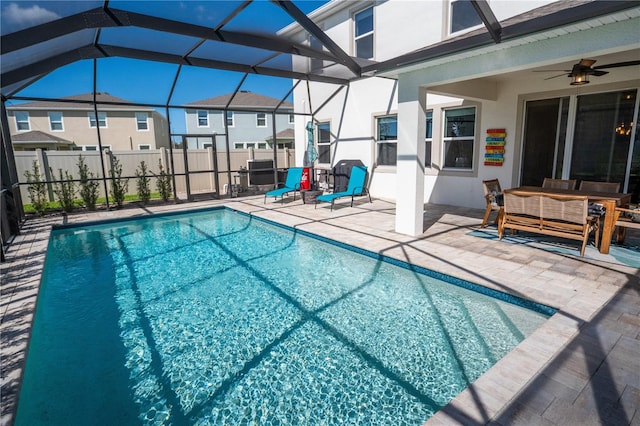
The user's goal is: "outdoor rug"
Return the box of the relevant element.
[468,226,640,268]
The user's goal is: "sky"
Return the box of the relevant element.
[1,0,330,131]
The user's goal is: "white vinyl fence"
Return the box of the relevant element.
[15,148,294,204]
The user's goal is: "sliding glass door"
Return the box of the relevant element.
[521,89,639,202]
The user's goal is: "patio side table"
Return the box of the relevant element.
[301,190,322,204]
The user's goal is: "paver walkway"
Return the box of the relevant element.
[1,196,638,425]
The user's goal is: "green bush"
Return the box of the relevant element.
[77,155,100,211]
[108,153,128,208]
[135,161,151,205]
[156,159,172,202]
[50,168,76,213]
[24,161,48,216]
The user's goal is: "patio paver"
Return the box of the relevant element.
[1,196,638,425]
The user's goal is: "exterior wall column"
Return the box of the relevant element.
[395,84,427,236]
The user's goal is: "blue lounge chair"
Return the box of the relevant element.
[264,167,303,204]
[315,165,371,211]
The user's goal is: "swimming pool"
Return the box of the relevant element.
[16,207,554,425]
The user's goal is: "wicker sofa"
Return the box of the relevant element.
[499,190,598,257]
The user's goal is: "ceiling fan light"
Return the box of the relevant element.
[570,72,590,85]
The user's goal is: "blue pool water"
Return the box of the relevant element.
[16,208,553,425]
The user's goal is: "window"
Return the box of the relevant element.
[234,142,244,149]
[102,145,111,151]
[226,111,234,127]
[425,111,433,168]
[15,111,30,131]
[443,106,476,169]
[136,112,149,131]
[84,145,98,151]
[256,113,267,127]
[309,34,324,72]
[203,143,213,149]
[354,7,374,59]
[138,144,150,150]
[289,114,295,124]
[317,122,331,165]
[450,0,482,34]
[376,115,397,166]
[246,143,256,149]
[48,112,63,131]
[88,112,107,128]
[197,110,208,127]
[257,143,267,149]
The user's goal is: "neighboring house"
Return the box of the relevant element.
[184,91,295,150]
[7,93,170,151]
[281,0,640,235]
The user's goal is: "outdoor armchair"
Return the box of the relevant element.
[264,167,303,204]
[315,165,371,211]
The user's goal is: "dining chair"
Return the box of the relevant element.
[481,178,503,228]
[579,180,621,193]
[542,178,577,190]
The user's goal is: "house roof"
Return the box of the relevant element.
[7,93,155,111]
[187,91,293,111]
[11,130,73,145]
[266,128,295,141]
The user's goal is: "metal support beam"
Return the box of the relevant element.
[471,0,502,43]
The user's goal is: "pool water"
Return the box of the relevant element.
[16,208,553,425]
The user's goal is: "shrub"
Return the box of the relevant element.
[135,161,151,205]
[50,168,76,213]
[156,159,172,202]
[77,155,100,211]
[108,153,128,208]
[24,161,48,216]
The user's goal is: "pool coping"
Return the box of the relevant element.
[2,197,638,425]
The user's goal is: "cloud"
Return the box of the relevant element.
[3,3,60,29]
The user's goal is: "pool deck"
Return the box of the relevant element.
[1,195,638,425]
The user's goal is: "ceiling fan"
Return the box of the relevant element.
[536,58,640,85]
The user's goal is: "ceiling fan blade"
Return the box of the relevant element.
[533,69,571,73]
[544,73,568,80]
[593,60,640,70]
[592,70,609,77]
[578,58,596,68]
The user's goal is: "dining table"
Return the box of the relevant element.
[507,186,632,254]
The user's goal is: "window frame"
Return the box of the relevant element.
[136,112,149,131]
[256,112,267,128]
[288,113,295,124]
[226,111,234,127]
[425,110,433,169]
[442,106,477,171]
[15,111,30,131]
[449,0,484,36]
[48,111,64,132]
[197,110,209,127]
[83,145,98,151]
[375,114,398,167]
[316,121,331,166]
[138,144,151,150]
[88,111,107,128]
[354,6,374,60]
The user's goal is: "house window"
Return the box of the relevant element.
[49,112,63,131]
[443,106,476,169]
[88,112,107,128]
[203,143,213,149]
[15,111,30,131]
[101,145,111,151]
[84,145,98,151]
[317,122,331,165]
[309,34,324,72]
[138,144,150,150]
[256,113,267,127]
[226,111,234,127]
[450,0,482,34]
[234,142,244,149]
[354,6,374,59]
[136,112,149,131]
[425,111,433,168]
[257,143,267,149]
[376,115,397,166]
[197,110,208,127]
[289,114,295,124]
